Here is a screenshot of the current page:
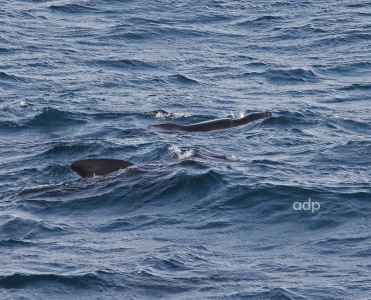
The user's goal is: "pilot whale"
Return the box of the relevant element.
[71,159,134,178]
[71,112,272,178]
[152,112,272,132]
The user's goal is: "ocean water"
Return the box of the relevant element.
[0,0,370,299]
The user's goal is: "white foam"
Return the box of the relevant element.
[169,145,193,160]
[230,110,245,119]
[226,154,239,162]
[332,115,351,121]
[154,111,191,120]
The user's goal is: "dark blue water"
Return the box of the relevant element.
[1,1,370,299]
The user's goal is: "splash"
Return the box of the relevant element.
[169,145,194,160]
[153,110,192,120]
[331,115,351,121]
[230,111,245,119]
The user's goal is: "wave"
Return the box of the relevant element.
[0,72,21,82]
[0,216,66,241]
[316,61,371,75]
[311,33,371,49]
[261,111,312,128]
[15,160,224,214]
[236,15,284,27]
[158,25,210,39]
[92,59,155,70]
[312,140,371,166]
[168,74,200,85]
[0,239,35,248]
[26,107,86,128]
[345,2,371,8]
[104,24,154,41]
[327,116,371,136]
[0,47,11,54]
[338,83,371,91]
[275,24,328,36]
[48,4,97,14]
[42,143,99,157]
[0,121,23,130]
[243,68,320,84]
[0,272,106,289]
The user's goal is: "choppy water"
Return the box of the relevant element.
[1,1,370,299]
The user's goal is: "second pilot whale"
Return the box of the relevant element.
[152,112,272,132]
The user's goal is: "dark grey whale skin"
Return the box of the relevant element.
[71,112,272,178]
[152,112,272,132]
[71,159,134,178]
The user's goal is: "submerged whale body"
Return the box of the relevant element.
[71,112,272,178]
[71,159,134,178]
[152,112,272,132]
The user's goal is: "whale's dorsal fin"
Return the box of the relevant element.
[71,159,134,178]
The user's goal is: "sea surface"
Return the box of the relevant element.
[1,0,370,299]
